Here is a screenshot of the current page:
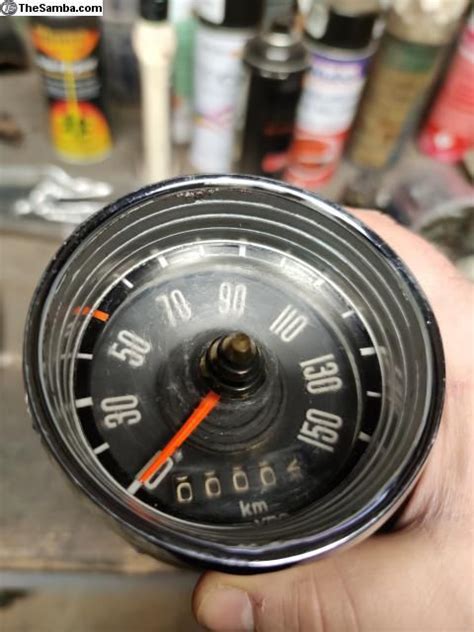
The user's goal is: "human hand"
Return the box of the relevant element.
[192,211,474,632]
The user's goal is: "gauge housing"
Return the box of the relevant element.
[24,175,444,572]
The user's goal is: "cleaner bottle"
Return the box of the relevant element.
[133,0,176,182]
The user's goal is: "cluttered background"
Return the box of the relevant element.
[1,0,473,272]
[0,0,473,630]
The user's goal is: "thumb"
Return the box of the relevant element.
[192,527,468,631]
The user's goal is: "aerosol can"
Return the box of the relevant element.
[236,11,308,177]
[31,15,112,163]
[190,0,264,172]
[285,0,379,189]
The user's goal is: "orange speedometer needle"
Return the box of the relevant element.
[138,391,220,485]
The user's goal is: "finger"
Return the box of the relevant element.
[193,527,471,631]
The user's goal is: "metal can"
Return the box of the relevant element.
[348,0,469,170]
[190,0,264,172]
[235,15,308,178]
[31,16,112,163]
[284,1,379,189]
[418,12,474,164]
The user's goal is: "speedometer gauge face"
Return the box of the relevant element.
[24,176,444,572]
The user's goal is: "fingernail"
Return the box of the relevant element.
[196,586,254,631]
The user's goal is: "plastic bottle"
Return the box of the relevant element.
[132,0,176,182]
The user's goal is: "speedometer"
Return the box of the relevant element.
[24,175,444,571]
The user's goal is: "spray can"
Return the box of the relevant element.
[284,1,379,189]
[236,13,308,177]
[132,0,176,183]
[169,0,195,145]
[348,0,469,170]
[418,12,474,164]
[190,0,264,172]
[31,16,112,163]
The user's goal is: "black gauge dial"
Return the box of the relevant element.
[24,176,444,572]
[74,247,381,524]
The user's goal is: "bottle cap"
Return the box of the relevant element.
[244,13,309,75]
[305,3,379,50]
[140,0,168,21]
[386,0,468,45]
[198,0,264,29]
